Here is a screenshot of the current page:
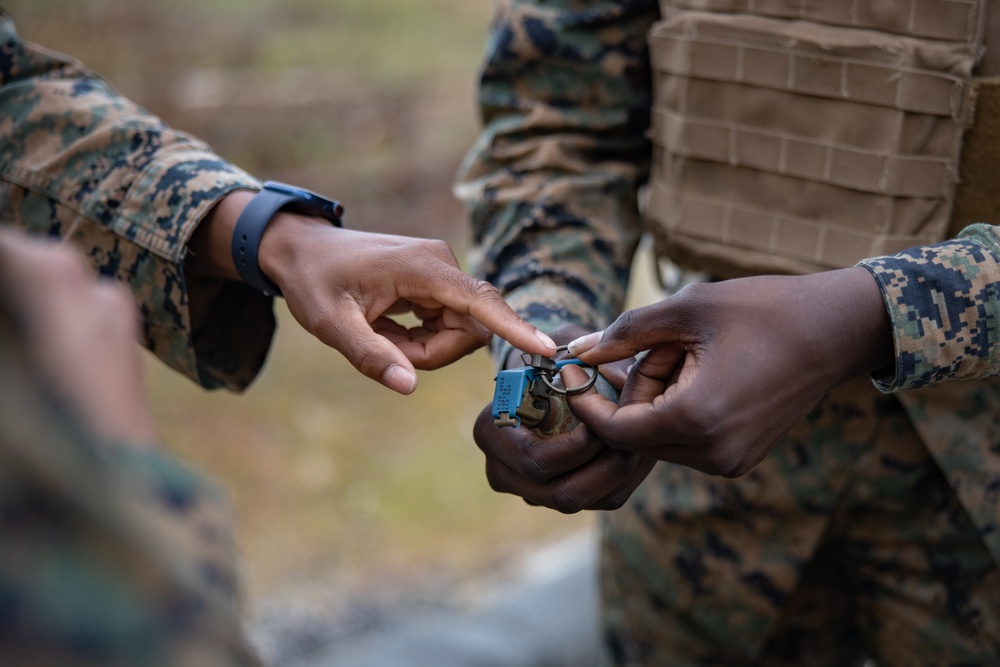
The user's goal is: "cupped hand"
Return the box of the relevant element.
[472,324,654,513]
[561,268,894,477]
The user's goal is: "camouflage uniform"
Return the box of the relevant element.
[0,8,273,391]
[457,1,1000,663]
[0,294,261,666]
[0,10,270,664]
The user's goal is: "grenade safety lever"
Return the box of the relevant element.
[491,345,598,428]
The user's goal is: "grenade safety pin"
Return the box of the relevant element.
[492,345,598,428]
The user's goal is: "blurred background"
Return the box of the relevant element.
[7,0,604,661]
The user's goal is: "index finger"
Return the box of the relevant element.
[423,267,557,357]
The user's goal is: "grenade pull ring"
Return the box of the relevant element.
[521,345,598,396]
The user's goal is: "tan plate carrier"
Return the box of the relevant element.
[645,0,1000,278]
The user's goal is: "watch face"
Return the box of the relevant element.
[264,180,344,220]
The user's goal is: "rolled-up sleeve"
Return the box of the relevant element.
[859,223,1000,392]
[0,11,273,390]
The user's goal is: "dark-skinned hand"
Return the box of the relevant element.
[472,324,656,514]
[562,268,895,478]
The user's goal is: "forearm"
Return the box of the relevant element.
[457,0,659,364]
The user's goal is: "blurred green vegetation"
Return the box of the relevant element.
[5,0,596,601]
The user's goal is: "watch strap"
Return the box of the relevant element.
[231,182,340,297]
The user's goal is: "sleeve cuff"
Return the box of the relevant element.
[858,229,1000,392]
[112,148,274,391]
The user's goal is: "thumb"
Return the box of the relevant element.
[568,303,684,365]
[317,304,420,395]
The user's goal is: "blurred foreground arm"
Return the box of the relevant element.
[0,230,259,666]
[0,9,267,390]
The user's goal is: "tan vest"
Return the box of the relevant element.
[645,0,1000,278]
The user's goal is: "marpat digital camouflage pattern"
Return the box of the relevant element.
[0,9,273,391]
[0,294,260,665]
[0,10,274,664]
[458,1,1000,663]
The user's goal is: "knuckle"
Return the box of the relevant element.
[606,450,639,478]
[698,443,745,478]
[93,281,138,324]
[472,409,496,449]
[601,426,637,452]
[45,246,92,284]
[349,341,384,379]
[548,482,587,515]
[300,306,336,338]
[672,397,724,440]
[720,456,754,479]
[670,283,716,329]
[470,278,500,300]
[606,309,639,343]
[673,281,711,306]
[515,442,549,482]
[483,464,508,493]
[602,487,635,510]
[427,238,454,256]
[468,323,493,347]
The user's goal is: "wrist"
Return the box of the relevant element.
[188,189,255,281]
[229,181,344,296]
[257,212,333,293]
[825,266,895,381]
[851,265,896,376]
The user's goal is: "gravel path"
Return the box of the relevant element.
[249,531,605,667]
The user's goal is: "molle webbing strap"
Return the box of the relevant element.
[952,79,1000,237]
[657,0,982,43]
[645,4,987,278]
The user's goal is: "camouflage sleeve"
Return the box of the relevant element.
[858,223,1000,392]
[0,306,260,666]
[454,0,659,365]
[0,11,273,391]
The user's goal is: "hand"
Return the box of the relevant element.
[190,191,557,394]
[562,268,894,477]
[0,230,157,445]
[472,324,655,513]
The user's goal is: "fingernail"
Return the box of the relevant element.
[535,329,557,351]
[568,330,603,357]
[383,365,417,395]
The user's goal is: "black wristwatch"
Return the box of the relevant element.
[231,180,345,296]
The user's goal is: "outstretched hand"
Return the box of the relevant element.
[562,268,894,477]
[191,191,557,394]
